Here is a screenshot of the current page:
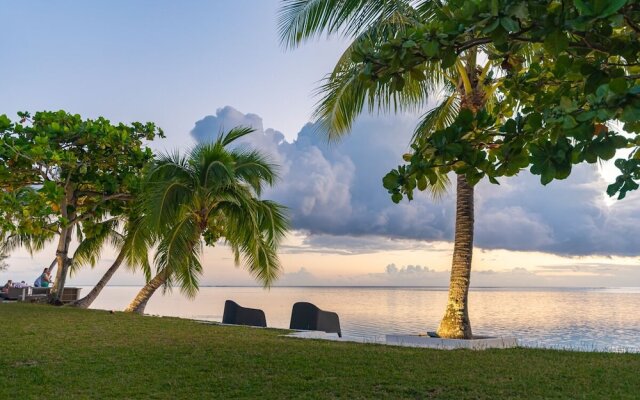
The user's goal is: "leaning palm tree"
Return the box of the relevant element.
[125,127,289,314]
[69,209,153,309]
[279,0,508,338]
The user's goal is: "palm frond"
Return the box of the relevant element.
[313,60,441,141]
[412,93,460,141]
[153,216,202,298]
[278,0,435,48]
[219,126,255,147]
[121,212,155,280]
[230,149,279,195]
[70,218,121,275]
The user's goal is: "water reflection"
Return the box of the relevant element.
[89,286,640,352]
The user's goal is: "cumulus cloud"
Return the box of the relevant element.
[385,263,434,275]
[191,106,640,257]
[191,106,453,238]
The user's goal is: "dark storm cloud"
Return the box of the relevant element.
[191,106,640,257]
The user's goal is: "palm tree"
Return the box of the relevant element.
[125,127,289,314]
[69,210,153,309]
[279,0,505,338]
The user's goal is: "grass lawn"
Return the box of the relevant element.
[1,303,638,399]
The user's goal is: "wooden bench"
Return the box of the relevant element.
[5,287,29,301]
[4,287,81,303]
[60,287,81,303]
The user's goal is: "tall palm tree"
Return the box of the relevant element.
[279,0,505,338]
[125,127,289,314]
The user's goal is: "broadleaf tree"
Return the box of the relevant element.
[279,0,535,338]
[0,111,163,303]
[355,1,640,198]
[358,0,640,337]
[280,0,640,338]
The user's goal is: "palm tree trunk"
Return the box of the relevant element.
[71,248,126,309]
[46,258,57,274]
[436,174,474,339]
[124,270,168,315]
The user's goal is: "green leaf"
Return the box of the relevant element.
[482,18,501,34]
[441,51,457,69]
[621,105,640,123]
[607,179,623,197]
[544,31,569,56]
[555,163,572,180]
[417,175,428,191]
[541,164,556,185]
[391,192,403,203]
[576,111,596,122]
[503,119,517,134]
[507,2,529,20]
[500,17,519,32]
[421,41,439,57]
[0,114,11,130]
[609,78,627,94]
[402,40,417,48]
[458,108,474,126]
[526,113,543,130]
[597,0,628,17]
[382,172,400,190]
[562,116,577,129]
[593,140,616,160]
[573,0,594,15]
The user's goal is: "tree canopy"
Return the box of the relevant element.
[0,110,163,299]
[328,0,640,201]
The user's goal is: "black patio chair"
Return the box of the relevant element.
[222,300,267,328]
[289,302,342,337]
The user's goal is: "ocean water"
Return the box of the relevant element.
[88,286,640,352]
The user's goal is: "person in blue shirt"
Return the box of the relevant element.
[34,269,51,288]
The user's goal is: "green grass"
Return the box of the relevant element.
[1,303,639,399]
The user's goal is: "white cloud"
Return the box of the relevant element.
[190,106,640,257]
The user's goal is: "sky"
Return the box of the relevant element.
[1,1,639,289]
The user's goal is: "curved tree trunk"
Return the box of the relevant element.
[46,258,57,275]
[436,174,474,339]
[71,248,126,309]
[124,270,168,315]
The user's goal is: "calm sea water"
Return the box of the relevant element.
[87,286,640,352]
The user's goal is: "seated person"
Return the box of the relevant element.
[12,281,29,288]
[0,280,12,299]
[34,269,51,288]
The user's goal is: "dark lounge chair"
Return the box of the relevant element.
[222,300,267,328]
[289,302,342,337]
